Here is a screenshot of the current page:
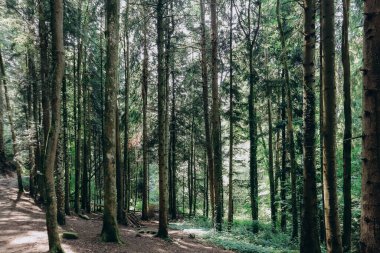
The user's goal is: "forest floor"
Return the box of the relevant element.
[0,174,232,253]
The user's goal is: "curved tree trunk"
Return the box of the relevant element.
[44,0,65,250]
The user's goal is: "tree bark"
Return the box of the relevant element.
[0,49,24,192]
[342,0,352,251]
[199,0,215,222]
[123,0,130,220]
[360,1,380,252]
[300,0,321,251]
[227,0,234,231]
[141,3,149,221]
[210,0,223,232]
[156,0,169,238]
[276,0,297,239]
[321,0,343,251]
[44,0,65,250]
[101,0,121,243]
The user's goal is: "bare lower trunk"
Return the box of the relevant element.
[101,0,121,243]
[300,0,321,251]
[321,0,343,251]
[44,0,65,251]
[360,1,380,252]
[342,0,352,251]
[156,0,169,238]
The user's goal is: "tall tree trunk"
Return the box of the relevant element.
[199,0,215,222]
[210,0,223,232]
[227,0,234,231]
[116,104,124,222]
[342,0,352,251]
[280,85,287,232]
[0,49,24,192]
[276,0,297,239]
[141,4,149,221]
[123,0,130,219]
[55,133,65,225]
[75,36,83,214]
[44,0,65,250]
[156,0,169,238]
[268,95,276,229]
[63,73,70,215]
[321,0,343,251]
[319,5,326,244]
[82,54,89,212]
[27,51,36,197]
[101,0,121,243]
[0,51,4,167]
[300,0,321,251]
[169,60,177,220]
[360,1,380,252]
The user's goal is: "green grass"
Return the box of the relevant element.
[169,217,299,253]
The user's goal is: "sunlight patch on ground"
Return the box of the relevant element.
[8,231,46,245]
[182,228,209,236]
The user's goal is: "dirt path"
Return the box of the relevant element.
[0,175,232,253]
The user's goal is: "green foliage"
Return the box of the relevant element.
[170,218,298,253]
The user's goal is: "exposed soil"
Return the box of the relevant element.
[0,174,232,253]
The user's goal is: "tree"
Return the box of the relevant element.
[321,0,343,251]
[0,51,5,168]
[141,3,149,221]
[210,0,223,232]
[227,0,234,231]
[0,49,24,192]
[199,0,214,221]
[156,0,169,238]
[235,0,261,232]
[101,0,121,243]
[44,0,65,251]
[276,0,297,239]
[341,0,352,251]
[360,0,380,252]
[300,0,321,251]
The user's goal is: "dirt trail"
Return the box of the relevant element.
[0,175,232,253]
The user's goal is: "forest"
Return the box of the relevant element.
[0,0,379,252]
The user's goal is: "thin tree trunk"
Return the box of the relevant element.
[360,1,380,252]
[280,84,287,232]
[210,0,223,232]
[141,4,149,221]
[0,49,24,192]
[300,0,321,251]
[321,0,343,250]
[227,0,234,231]
[342,0,352,251]
[199,0,215,223]
[44,0,65,250]
[123,0,130,219]
[156,0,169,238]
[63,71,70,215]
[276,0,297,239]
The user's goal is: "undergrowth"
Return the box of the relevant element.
[170,217,300,253]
